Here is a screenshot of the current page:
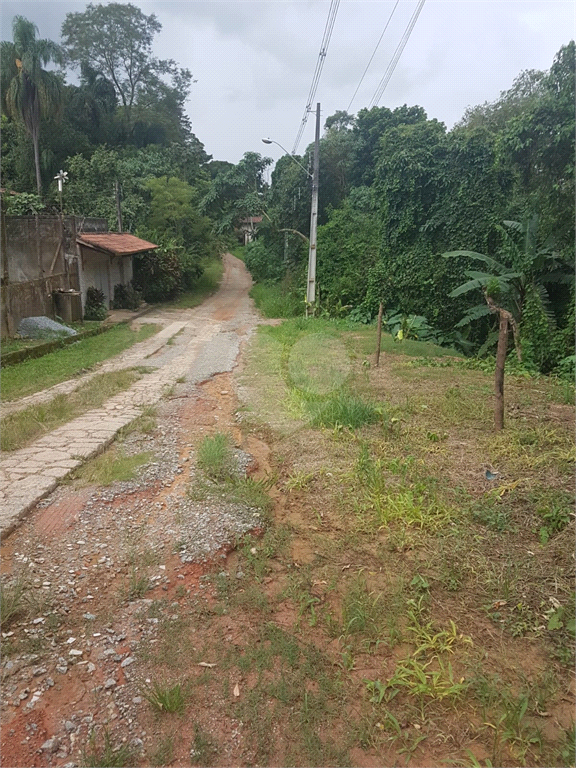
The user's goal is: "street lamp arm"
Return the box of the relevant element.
[278,227,309,244]
[261,139,312,178]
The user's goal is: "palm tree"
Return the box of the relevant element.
[1,16,63,196]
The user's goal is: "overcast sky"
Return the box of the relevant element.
[1,1,574,168]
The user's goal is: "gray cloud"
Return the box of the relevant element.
[1,0,573,163]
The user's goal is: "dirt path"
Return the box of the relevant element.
[0,253,269,767]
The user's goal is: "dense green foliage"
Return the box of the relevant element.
[0,6,222,303]
[243,42,574,374]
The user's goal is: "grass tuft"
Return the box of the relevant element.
[82,729,136,767]
[196,432,235,479]
[69,446,152,487]
[0,576,29,628]
[142,680,189,714]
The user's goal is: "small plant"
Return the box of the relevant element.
[82,728,136,767]
[306,392,381,429]
[190,724,218,766]
[0,576,28,628]
[196,432,234,479]
[342,577,382,637]
[126,567,151,601]
[84,286,108,321]
[142,681,189,714]
[71,447,152,487]
[150,735,175,767]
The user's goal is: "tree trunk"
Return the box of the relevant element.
[375,302,383,367]
[32,127,42,198]
[494,313,509,430]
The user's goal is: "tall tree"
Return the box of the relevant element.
[61,3,193,135]
[200,152,271,234]
[0,16,63,196]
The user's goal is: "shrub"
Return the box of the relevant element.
[84,286,108,321]
[133,239,183,303]
[112,283,142,310]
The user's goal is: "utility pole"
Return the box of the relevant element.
[115,179,123,233]
[306,102,320,314]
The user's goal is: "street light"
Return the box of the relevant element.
[262,105,320,314]
[261,138,312,179]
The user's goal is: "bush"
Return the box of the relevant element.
[112,283,142,310]
[133,241,183,303]
[84,287,108,321]
[244,240,285,282]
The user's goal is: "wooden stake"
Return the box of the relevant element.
[375,302,383,367]
[494,313,509,430]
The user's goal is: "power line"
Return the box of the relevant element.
[368,0,426,108]
[292,0,340,154]
[346,0,400,114]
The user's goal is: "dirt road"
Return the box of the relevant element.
[0,254,260,538]
[0,252,270,766]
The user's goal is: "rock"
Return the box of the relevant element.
[56,665,68,674]
[131,738,144,749]
[64,721,76,733]
[132,696,142,704]
[120,656,134,668]
[32,667,47,676]
[45,678,55,688]
[83,613,96,621]
[104,678,116,689]
[87,663,96,674]
[18,317,77,340]
[41,737,60,753]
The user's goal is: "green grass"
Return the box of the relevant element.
[250,281,303,318]
[82,729,136,767]
[1,321,103,356]
[1,369,142,452]
[69,446,152,487]
[305,391,381,429]
[1,322,160,401]
[162,256,224,309]
[229,245,246,261]
[190,723,218,766]
[142,680,189,714]
[195,432,234,479]
[0,575,28,629]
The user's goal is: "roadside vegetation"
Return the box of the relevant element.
[160,256,224,310]
[136,318,574,767]
[1,322,159,401]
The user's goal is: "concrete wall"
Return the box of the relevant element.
[1,215,107,338]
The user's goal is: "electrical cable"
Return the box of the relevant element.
[346,0,400,114]
[368,0,426,108]
[292,0,340,154]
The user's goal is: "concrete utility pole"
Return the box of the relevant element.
[306,102,320,313]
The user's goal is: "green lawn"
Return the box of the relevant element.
[1,322,160,401]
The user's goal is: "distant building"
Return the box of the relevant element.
[237,216,263,245]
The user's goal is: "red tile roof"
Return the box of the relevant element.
[77,233,158,256]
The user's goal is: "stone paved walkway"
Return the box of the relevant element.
[0,320,220,538]
[1,320,186,417]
